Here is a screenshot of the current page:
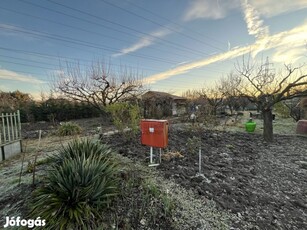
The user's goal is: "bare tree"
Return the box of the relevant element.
[52,61,145,113]
[282,99,302,122]
[198,84,224,115]
[0,91,16,112]
[181,89,200,100]
[219,73,243,114]
[233,56,307,141]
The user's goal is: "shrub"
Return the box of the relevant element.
[186,136,201,154]
[106,102,141,137]
[57,122,82,136]
[29,139,119,229]
[26,160,35,173]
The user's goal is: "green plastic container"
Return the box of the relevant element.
[245,119,256,132]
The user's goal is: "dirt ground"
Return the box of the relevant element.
[2,116,306,229]
[102,127,307,230]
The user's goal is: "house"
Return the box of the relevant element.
[300,97,307,119]
[141,91,187,118]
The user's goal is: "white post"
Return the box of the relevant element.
[6,113,10,142]
[2,113,6,143]
[150,146,153,164]
[10,113,15,141]
[199,147,202,174]
[159,148,162,163]
[149,146,159,167]
[13,112,18,139]
[17,110,21,139]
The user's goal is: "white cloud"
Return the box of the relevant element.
[264,22,307,63]
[272,48,305,64]
[0,23,44,42]
[241,1,269,40]
[183,0,240,21]
[0,69,45,84]
[0,23,19,35]
[143,21,307,84]
[50,69,65,76]
[248,0,307,18]
[144,45,251,84]
[240,0,270,57]
[114,28,172,57]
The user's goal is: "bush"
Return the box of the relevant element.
[186,136,201,154]
[57,122,82,136]
[106,102,141,138]
[29,139,119,229]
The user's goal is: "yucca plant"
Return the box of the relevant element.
[49,139,113,167]
[29,139,119,229]
[57,122,82,136]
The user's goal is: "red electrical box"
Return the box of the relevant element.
[141,119,168,148]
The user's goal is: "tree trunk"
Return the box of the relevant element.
[262,109,273,142]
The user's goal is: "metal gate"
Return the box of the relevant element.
[0,110,22,161]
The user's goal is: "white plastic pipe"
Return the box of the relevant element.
[199,147,202,174]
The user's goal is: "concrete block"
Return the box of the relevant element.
[4,141,21,160]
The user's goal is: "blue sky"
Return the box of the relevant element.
[0,0,306,99]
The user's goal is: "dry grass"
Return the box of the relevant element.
[214,111,297,135]
[161,151,184,161]
[0,134,83,221]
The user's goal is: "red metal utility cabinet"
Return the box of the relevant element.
[141,119,168,148]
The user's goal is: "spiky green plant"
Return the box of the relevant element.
[29,139,119,229]
[57,122,82,136]
[49,139,113,166]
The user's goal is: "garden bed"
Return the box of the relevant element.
[102,127,307,229]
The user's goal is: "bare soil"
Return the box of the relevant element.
[2,117,306,229]
[102,127,307,230]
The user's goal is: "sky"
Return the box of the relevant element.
[0,0,306,99]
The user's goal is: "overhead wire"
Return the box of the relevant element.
[118,0,237,68]
[123,0,227,47]
[0,59,56,70]
[0,54,60,68]
[0,58,217,89]
[0,0,233,89]
[42,0,236,67]
[0,50,221,87]
[0,24,183,65]
[13,0,236,69]
[0,46,227,76]
[17,0,208,58]
[99,0,226,52]
[0,6,202,61]
[40,0,221,57]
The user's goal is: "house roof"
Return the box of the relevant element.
[142,91,187,101]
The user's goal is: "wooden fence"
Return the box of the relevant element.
[0,110,22,161]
